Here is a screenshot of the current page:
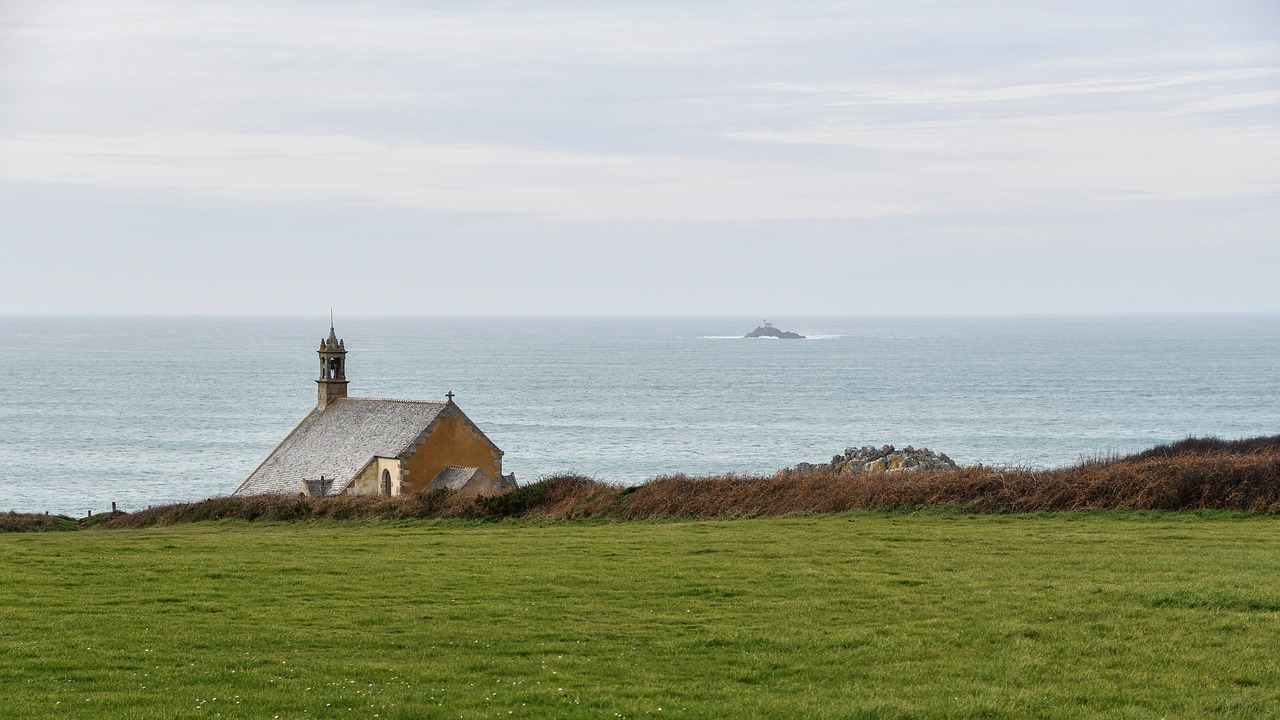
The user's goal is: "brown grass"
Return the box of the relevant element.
[11,435,1273,531]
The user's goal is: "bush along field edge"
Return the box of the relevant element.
[6,435,1280,530]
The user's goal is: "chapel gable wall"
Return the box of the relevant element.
[400,414,502,494]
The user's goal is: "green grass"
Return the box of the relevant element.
[2,513,1279,718]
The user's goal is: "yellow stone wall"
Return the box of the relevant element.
[345,457,404,496]
[400,413,503,494]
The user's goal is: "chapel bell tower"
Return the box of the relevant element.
[317,321,348,407]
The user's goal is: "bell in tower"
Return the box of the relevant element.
[317,321,349,407]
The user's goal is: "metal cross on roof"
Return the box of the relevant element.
[446,391,455,402]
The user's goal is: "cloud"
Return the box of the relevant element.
[7,95,1276,222]
[730,113,1280,200]
[750,68,1280,108]
[0,133,919,220]
[2,0,1279,312]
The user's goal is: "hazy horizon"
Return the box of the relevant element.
[6,310,1280,319]
[3,1,1278,316]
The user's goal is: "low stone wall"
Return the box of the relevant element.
[793,444,958,475]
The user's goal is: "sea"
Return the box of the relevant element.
[3,314,1279,517]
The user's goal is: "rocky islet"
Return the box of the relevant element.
[792,444,959,475]
[743,321,805,339]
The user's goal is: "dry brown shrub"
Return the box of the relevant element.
[105,491,470,527]
[597,446,1280,518]
[534,475,620,519]
[84,437,1280,529]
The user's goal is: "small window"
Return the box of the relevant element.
[381,469,392,496]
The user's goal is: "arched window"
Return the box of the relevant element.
[381,469,392,496]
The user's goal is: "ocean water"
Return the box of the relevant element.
[2,314,1278,516]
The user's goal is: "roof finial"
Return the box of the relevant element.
[324,310,342,350]
[446,390,455,403]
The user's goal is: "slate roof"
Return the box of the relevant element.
[427,466,491,492]
[234,398,448,496]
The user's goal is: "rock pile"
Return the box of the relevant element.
[792,444,958,475]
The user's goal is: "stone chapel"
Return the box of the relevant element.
[233,323,515,499]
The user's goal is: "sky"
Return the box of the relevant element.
[1,0,1278,315]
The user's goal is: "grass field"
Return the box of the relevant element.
[2,512,1279,718]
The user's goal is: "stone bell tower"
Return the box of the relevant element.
[317,321,348,407]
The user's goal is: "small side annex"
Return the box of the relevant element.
[233,323,515,499]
